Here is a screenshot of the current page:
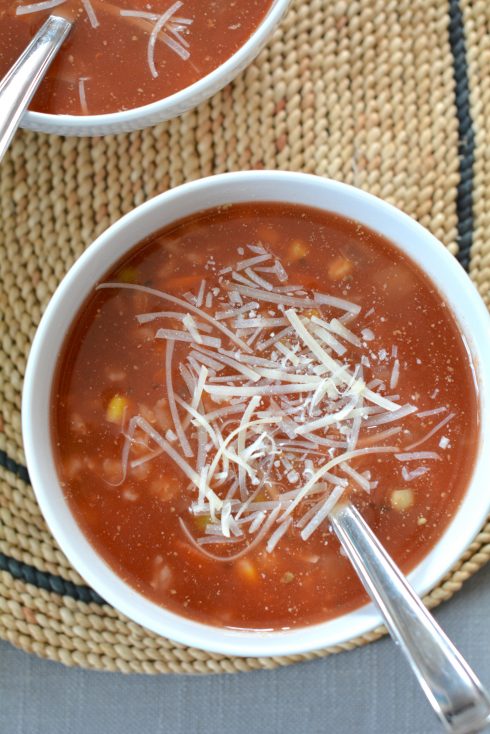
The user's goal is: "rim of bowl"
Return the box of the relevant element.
[20,0,290,136]
[22,171,490,657]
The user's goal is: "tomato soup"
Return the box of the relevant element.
[0,1,273,115]
[51,203,478,630]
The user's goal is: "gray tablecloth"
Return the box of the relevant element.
[2,561,490,734]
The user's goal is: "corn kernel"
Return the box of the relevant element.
[194,514,211,532]
[106,394,128,424]
[390,488,414,511]
[117,267,138,283]
[302,308,321,319]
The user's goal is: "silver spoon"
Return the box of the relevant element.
[0,14,72,161]
[330,502,490,734]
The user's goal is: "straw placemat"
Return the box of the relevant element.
[0,0,489,674]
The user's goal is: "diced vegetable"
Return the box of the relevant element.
[328,256,352,280]
[150,477,179,501]
[70,413,87,434]
[302,308,321,319]
[236,558,258,582]
[288,239,309,261]
[194,514,211,532]
[390,488,414,511]
[106,394,128,423]
[117,267,139,283]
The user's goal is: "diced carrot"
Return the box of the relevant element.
[236,558,258,583]
[131,463,151,481]
[328,256,352,280]
[256,225,280,245]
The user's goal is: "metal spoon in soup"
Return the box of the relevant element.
[330,502,490,734]
[0,14,72,160]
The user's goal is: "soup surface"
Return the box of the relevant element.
[52,202,478,630]
[0,1,273,115]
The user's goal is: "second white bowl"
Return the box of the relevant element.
[21,0,290,136]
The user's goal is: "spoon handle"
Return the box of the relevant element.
[330,503,490,734]
[0,15,71,161]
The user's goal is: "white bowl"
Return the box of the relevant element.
[21,0,290,136]
[22,171,490,657]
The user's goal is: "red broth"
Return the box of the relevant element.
[0,1,273,115]
[51,203,479,630]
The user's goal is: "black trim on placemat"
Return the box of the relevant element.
[1,450,105,605]
[0,450,30,484]
[448,0,475,272]
[0,552,105,604]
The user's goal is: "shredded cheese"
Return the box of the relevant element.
[101,234,456,560]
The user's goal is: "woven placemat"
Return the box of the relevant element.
[0,0,489,674]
